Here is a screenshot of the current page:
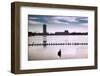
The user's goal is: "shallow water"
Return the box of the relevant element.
[28,35,88,60]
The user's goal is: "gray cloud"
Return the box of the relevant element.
[28,15,88,26]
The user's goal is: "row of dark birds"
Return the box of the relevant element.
[28,42,88,46]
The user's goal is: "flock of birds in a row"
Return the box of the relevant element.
[28,42,88,46]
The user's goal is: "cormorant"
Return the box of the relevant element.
[58,49,61,58]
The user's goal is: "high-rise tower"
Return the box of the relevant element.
[43,24,47,34]
[43,24,47,47]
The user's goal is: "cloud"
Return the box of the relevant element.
[28,20,42,25]
[28,15,88,26]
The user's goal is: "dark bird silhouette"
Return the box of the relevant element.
[58,49,61,58]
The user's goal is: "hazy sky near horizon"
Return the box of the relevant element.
[28,15,88,33]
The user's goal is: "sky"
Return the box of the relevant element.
[28,15,88,33]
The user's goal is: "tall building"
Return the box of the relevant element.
[43,24,47,34]
[43,24,47,47]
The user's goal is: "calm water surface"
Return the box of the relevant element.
[28,35,88,60]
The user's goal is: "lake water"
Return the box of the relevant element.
[28,35,88,60]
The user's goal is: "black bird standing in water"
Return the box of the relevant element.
[58,49,61,58]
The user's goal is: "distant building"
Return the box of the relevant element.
[55,30,69,35]
[43,24,47,47]
[43,24,47,35]
[64,30,69,33]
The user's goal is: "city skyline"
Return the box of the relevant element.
[28,24,88,36]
